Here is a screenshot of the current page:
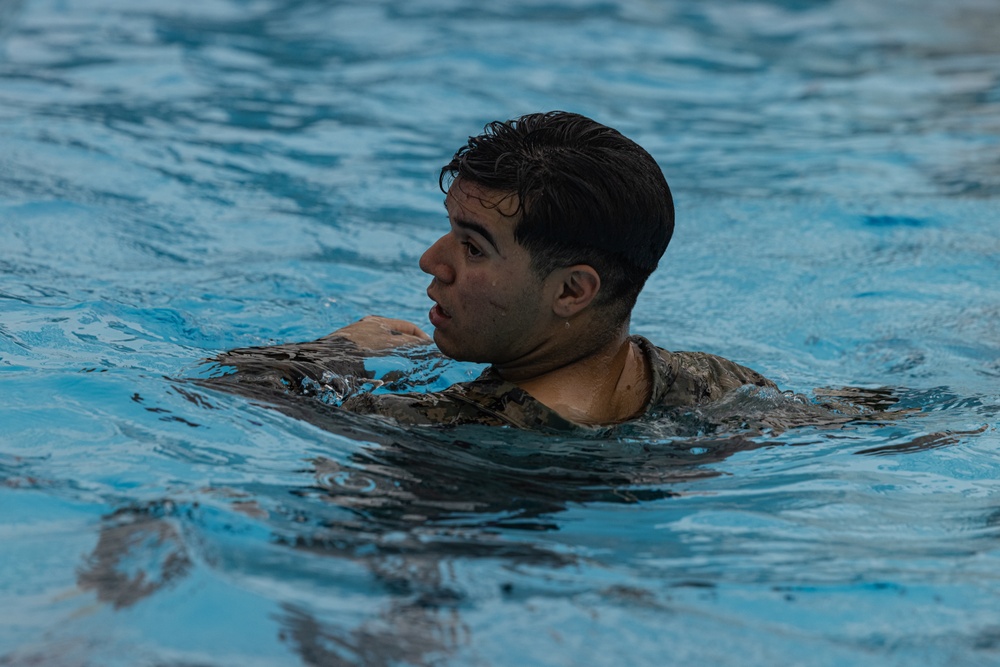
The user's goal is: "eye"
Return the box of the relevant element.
[462,241,484,259]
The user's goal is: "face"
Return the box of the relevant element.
[419,180,558,364]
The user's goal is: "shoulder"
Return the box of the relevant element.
[640,339,776,407]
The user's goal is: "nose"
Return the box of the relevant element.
[419,234,455,284]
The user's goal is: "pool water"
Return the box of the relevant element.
[2,0,999,665]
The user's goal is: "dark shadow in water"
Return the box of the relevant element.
[854,424,989,456]
[76,505,193,610]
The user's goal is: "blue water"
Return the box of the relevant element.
[2,0,999,665]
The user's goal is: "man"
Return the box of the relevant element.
[211,111,775,431]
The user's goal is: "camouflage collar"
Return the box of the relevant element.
[455,335,678,432]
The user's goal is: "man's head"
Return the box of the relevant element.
[420,111,674,366]
[439,111,674,325]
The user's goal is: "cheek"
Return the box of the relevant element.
[458,273,500,306]
[456,267,534,324]
[481,283,519,317]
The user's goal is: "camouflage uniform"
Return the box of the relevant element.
[208,334,775,432]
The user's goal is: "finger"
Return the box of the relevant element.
[395,325,432,341]
[378,318,431,340]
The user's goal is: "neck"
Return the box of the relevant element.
[499,327,652,426]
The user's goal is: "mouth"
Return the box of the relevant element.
[427,292,451,328]
[428,303,451,328]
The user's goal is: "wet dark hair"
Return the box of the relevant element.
[440,111,674,325]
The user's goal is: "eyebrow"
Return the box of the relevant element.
[455,219,501,254]
[443,201,502,254]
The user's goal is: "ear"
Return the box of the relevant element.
[551,264,601,318]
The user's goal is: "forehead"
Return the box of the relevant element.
[445,180,521,222]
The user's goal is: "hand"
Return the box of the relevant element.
[326,316,432,351]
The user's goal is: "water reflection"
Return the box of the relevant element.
[77,505,192,610]
[76,378,778,664]
[277,601,463,667]
[72,368,992,665]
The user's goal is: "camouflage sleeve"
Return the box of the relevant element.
[202,336,550,429]
[205,335,372,395]
[341,391,505,427]
[341,377,578,430]
[661,350,777,406]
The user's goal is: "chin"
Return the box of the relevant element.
[432,331,486,363]
[432,331,461,360]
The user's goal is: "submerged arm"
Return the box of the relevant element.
[205,316,433,396]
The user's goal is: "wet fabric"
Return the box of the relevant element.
[208,335,776,432]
